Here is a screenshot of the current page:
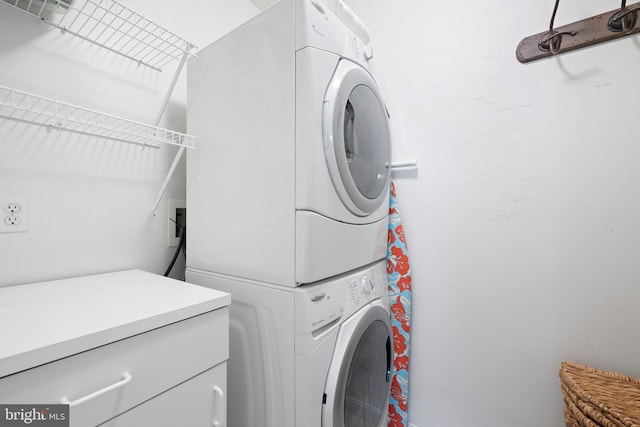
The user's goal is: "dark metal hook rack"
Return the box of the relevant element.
[516,1,640,63]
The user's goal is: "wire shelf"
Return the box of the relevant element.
[0,86,196,149]
[1,0,196,71]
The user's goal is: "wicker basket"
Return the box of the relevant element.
[561,382,623,427]
[560,361,640,427]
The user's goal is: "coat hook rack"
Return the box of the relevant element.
[516,1,640,63]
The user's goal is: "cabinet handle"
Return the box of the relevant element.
[212,385,225,427]
[60,372,132,407]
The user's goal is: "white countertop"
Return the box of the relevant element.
[0,269,230,378]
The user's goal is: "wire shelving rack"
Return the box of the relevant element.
[1,0,196,71]
[0,86,196,148]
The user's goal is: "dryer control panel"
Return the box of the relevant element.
[297,0,372,71]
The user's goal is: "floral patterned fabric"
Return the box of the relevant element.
[387,181,412,427]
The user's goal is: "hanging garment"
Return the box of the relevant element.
[387,181,412,427]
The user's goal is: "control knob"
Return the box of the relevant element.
[360,276,374,294]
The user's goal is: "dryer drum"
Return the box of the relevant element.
[323,59,392,217]
[343,100,356,163]
[341,86,389,200]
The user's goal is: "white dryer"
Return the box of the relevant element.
[187,0,392,286]
[186,260,392,427]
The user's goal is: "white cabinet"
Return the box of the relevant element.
[102,363,227,427]
[0,270,230,427]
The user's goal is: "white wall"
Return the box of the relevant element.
[4,1,640,425]
[0,0,259,287]
[344,1,640,426]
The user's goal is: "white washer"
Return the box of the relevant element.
[187,0,392,286]
[186,260,392,427]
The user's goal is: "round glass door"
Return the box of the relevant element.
[322,304,392,427]
[323,60,391,217]
[344,320,392,426]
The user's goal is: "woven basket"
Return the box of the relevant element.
[566,406,580,427]
[562,383,622,427]
[560,361,640,427]
[564,393,600,427]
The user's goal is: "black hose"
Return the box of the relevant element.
[164,223,186,277]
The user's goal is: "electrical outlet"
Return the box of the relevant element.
[167,199,186,247]
[0,196,28,233]
[4,215,21,225]
[5,203,21,213]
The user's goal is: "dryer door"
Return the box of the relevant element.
[322,302,392,427]
[323,60,391,217]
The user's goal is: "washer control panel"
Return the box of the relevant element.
[343,261,387,319]
[345,271,378,312]
[294,261,387,335]
[295,279,344,335]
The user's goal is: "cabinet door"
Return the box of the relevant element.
[100,362,227,427]
[0,309,228,427]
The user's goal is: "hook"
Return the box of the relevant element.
[47,121,63,132]
[538,0,578,54]
[608,0,637,32]
[538,30,578,53]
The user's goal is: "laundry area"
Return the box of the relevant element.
[1,0,640,427]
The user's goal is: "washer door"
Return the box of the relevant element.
[323,60,391,217]
[322,302,392,427]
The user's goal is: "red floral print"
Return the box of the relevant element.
[391,296,406,321]
[392,296,410,333]
[394,355,409,372]
[399,398,408,412]
[395,224,406,244]
[390,376,408,411]
[397,276,412,293]
[393,325,407,355]
[390,246,410,275]
[388,404,403,427]
[387,180,412,426]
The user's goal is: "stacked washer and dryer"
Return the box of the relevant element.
[185,0,394,426]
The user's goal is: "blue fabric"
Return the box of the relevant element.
[387,181,412,427]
